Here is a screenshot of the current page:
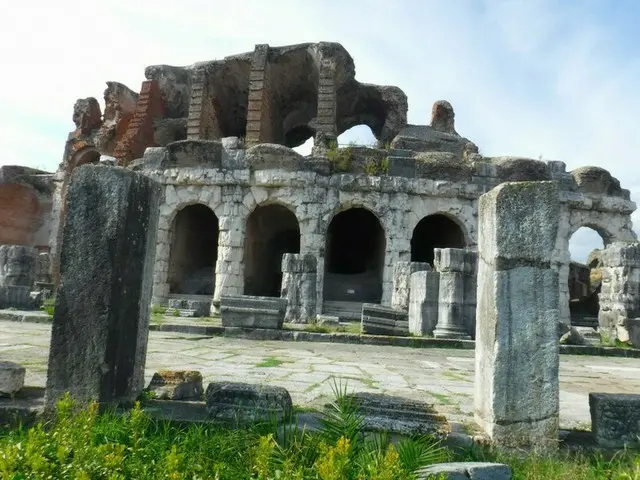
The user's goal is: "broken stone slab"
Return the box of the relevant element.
[361,303,409,336]
[416,462,512,480]
[146,370,203,400]
[45,165,161,409]
[0,361,25,397]
[219,295,287,329]
[167,297,211,317]
[559,326,601,346]
[589,393,640,448]
[475,181,560,451]
[316,314,339,326]
[205,382,293,423]
[332,392,448,436]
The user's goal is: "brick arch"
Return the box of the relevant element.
[0,184,40,245]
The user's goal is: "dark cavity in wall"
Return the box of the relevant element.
[244,204,300,297]
[324,207,385,303]
[411,214,465,265]
[168,204,219,295]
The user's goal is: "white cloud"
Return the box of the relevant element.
[1,0,638,260]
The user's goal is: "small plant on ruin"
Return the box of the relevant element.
[150,304,167,315]
[41,297,56,316]
[326,141,354,173]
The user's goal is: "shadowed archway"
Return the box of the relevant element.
[411,214,466,266]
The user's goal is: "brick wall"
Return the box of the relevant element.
[0,184,40,246]
[316,59,337,137]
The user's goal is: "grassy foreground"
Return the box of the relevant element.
[0,392,639,480]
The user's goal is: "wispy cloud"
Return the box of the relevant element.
[1,0,638,259]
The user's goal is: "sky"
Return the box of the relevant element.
[1,0,638,262]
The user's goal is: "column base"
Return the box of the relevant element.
[433,325,471,340]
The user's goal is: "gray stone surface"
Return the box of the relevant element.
[0,286,34,310]
[409,270,440,336]
[0,361,25,397]
[205,381,293,423]
[391,261,430,311]
[220,295,287,329]
[361,303,409,336]
[417,462,512,480]
[146,370,203,400]
[598,242,640,343]
[589,393,640,448]
[45,165,160,409]
[0,245,37,309]
[3,320,640,430]
[281,254,317,324]
[167,296,211,317]
[629,318,640,348]
[433,249,470,340]
[560,326,601,346]
[462,250,478,338]
[475,181,560,450]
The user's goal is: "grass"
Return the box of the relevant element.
[255,357,286,368]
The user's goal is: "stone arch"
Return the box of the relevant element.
[69,147,101,170]
[167,203,219,295]
[410,213,468,265]
[243,203,301,297]
[323,206,386,303]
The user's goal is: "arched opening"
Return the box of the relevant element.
[323,208,386,304]
[168,204,219,295]
[568,226,605,327]
[244,204,300,297]
[411,214,466,266]
[336,125,377,147]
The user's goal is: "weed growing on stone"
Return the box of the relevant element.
[40,298,55,316]
[255,357,286,368]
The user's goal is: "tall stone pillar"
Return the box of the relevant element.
[408,270,440,336]
[433,248,470,339]
[391,261,430,311]
[281,253,317,324]
[475,181,560,451]
[45,165,160,410]
[598,242,640,344]
[462,249,478,338]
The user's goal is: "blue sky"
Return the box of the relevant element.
[1,0,639,262]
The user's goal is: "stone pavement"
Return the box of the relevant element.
[1,320,640,430]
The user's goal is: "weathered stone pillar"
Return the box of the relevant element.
[0,244,37,309]
[462,249,478,338]
[45,165,160,410]
[408,270,440,336]
[281,253,317,324]
[433,248,470,339]
[475,181,560,450]
[391,261,430,311]
[598,242,640,344]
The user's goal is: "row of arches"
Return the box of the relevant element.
[167,204,467,303]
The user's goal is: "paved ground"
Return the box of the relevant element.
[2,320,640,430]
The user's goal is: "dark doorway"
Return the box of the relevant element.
[411,214,466,265]
[168,204,219,295]
[324,208,385,303]
[244,204,300,297]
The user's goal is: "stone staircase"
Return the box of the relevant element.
[166,294,212,318]
[322,301,364,320]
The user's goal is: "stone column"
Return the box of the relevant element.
[462,249,478,338]
[0,245,37,309]
[391,261,430,311]
[408,270,440,336]
[433,248,470,339]
[598,242,640,344]
[281,253,317,324]
[475,181,560,451]
[45,165,160,410]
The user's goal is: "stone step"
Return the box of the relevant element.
[322,300,363,320]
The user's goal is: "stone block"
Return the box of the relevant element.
[434,270,469,339]
[316,314,339,326]
[167,296,211,317]
[387,156,416,178]
[0,244,37,287]
[475,181,560,451]
[0,361,25,397]
[45,165,160,409]
[417,462,512,480]
[361,303,409,336]
[589,393,640,448]
[146,370,204,400]
[408,270,440,336]
[628,318,640,348]
[220,295,287,329]
[281,254,317,324]
[434,248,466,273]
[391,261,430,311]
[205,381,293,423]
[0,285,34,310]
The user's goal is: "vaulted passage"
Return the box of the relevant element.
[411,214,466,265]
[568,226,605,326]
[168,205,219,295]
[324,208,385,303]
[244,204,300,297]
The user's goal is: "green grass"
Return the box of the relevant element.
[255,357,286,368]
